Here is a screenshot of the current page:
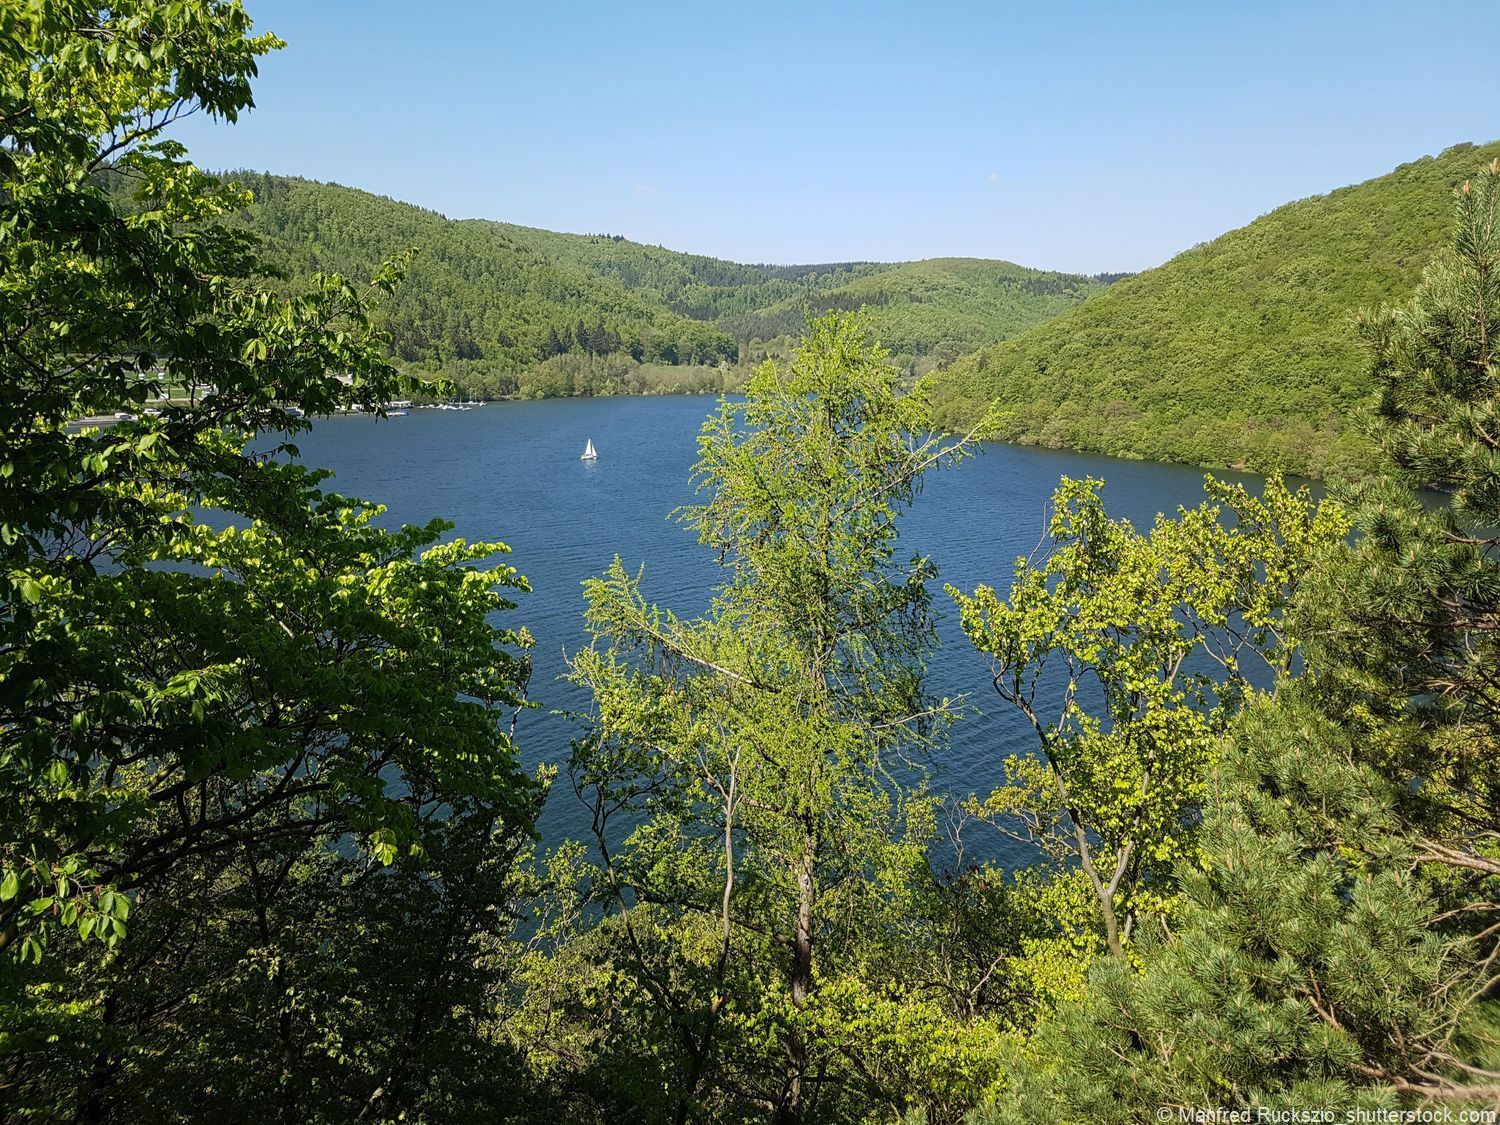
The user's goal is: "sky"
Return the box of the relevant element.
[169,0,1500,274]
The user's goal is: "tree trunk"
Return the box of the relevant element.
[73,993,118,1124]
[775,836,816,1124]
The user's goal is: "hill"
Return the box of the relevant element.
[468,219,890,324]
[222,173,1114,397]
[494,226,1113,367]
[723,257,1112,368]
[929,140,1500,479]
[230,173,739,398]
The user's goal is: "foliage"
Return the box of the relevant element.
[482,220,890,324]
[1296,164,1500,1014]
[0,3,539,1118]
[720,258,1113,371]
[552,312,994,1122]
[12,6,1500,1122]
[512,352,745,400]
[932,141,1500,480]
[195,172,739,383]
[1,792,555,1122]
[969,691,1497,1124]
[950,475,1347,957]
[1316,159,1500,751]
[201,174,1111,398]
[963,152,1500,1125]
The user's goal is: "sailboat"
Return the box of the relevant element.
[580,438,598,461]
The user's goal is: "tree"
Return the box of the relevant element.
[0,4,538,1116]
[588,318,610,356]
[1302,156,1500,1095]
[1315,158,1500,816]
[967,156,1500,1124]
[971,690,1489,1123]
[950,475,1346,957]
[563,312,981,1122]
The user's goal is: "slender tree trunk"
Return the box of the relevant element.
[73,993,118,1124]
[776,835,817,1125]
[1097,887,1123,958]
[1069,814,1126,959]
[676,761,740,1125]
[1034,717,1129,959]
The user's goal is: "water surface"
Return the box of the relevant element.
[289,396,1286,868]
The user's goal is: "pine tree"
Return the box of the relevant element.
[1303,161,1500,919]
[967,157,1500,1124]
[972,690,1483,1122]
[1318,159,1500,755]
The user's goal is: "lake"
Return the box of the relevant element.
[288,395,1290,870]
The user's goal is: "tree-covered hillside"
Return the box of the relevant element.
[223,173,1113,397]
[475,220,890,322]
[930,140,1500,479]
[724,257,1111,367]
[496,227,1115,369]
[233,173,741,396]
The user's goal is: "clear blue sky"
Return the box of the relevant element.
[170,0,1500,274]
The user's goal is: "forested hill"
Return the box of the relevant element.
[500,221,1113,361]
[929,140,1500,480]
[223,172,1115,397]
[230,173,740,395]
[721,257,1114,364]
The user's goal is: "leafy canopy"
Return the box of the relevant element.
[559,312,992,1122]
[951,475,1347,956]
[0,0,534,966]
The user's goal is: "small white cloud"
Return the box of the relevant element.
[632,183,659,198]
[986,172,1001,191]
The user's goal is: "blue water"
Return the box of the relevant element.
[285,396,1287,870]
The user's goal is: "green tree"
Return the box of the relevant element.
[0,3,538,1117]
[1316,158,1500,817]
[968,156,1500,1125]
[971,690,1491,1123]
[562,312,983,1122]
[950,475,1346,957]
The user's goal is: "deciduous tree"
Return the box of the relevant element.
[566,312,983,1122]
[0,4,538,1117]
[951,475,1345,956]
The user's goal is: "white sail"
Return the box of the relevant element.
[581,438,597,460]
